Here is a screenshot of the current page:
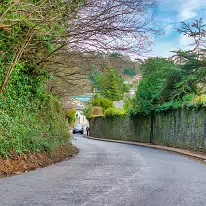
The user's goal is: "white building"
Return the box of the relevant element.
[75,108,88,126]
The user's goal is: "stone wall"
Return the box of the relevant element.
[89,108,206,152]
[90,116,151,143]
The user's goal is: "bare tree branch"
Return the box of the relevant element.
[57,0,160,56]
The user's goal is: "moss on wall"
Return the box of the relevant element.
[89,108,206,152]
[153,109,206,152]
[90,116,151,143]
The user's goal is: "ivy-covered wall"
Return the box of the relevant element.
[152,109,206,152]
[89,108,206,152]
[90,116,151,142]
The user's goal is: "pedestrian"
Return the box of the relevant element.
[86,126,90,136]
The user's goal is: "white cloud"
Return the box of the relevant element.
[149,34,196,58]
[148,0,206,58]
[180,10,197,21]
[149,41,179,58]
[179,35,195,47]
[150,35,195,58]
[178,0,206,21]
[164,24,174,36]
[158,0,206,21]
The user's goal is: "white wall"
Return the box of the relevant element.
[75,111,89,126]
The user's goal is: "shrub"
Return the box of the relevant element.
[155,101,183,112]
[192,94,206,104]
[83,104,93,119]
[104,108,126,118]
[96,69,124,101]
[184,94,206,108]
[124,67,137,77]
[0,95,70,158]
[91,97,114,111]
[90,106,104,117]
[124,98,135,112]
[65,109,77,124]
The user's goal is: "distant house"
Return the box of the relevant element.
[75,105,88,126]
[75,110,88,125]
[63,94,93,126]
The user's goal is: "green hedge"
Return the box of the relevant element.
[91,97,114,111]
[104,108,127,118]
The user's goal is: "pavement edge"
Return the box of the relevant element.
[84,135,206,162]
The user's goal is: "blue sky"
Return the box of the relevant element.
[150,0,206,57]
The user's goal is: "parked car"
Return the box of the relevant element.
[73,125,83,134]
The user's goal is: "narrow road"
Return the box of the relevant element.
[0,134,206,206]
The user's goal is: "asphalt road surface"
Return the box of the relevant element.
[0,134,206,206]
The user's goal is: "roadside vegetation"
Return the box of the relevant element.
[1,0,205,175]
[90,69,126,101]
[128,19,206,116]
[0,0,86,159]
[87,52,206,119]
[65,109,77,125]
[85,19,206,119]
[0,65,71,158]
[129,55,206,116]
[0,0,158,163]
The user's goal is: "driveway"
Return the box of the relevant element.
[0,134,206,206]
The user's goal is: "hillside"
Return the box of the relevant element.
[47,50,140,99]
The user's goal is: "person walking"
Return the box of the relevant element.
[86,126,90,136]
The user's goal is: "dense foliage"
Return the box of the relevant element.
[90,69,125,101]
[0,0,85,92]
[84,97,113,119]
[91,97,114,111]
[84,96,127,119]
[0,0,86,158]
[65,109,77,124]
[124,68,137,77]
[0,66,70,158]
[130,55,206,116]
[104,108,126,119]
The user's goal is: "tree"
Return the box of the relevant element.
[98,69,125,101]
[47,51,139,98]
[138,58,179,102]
[0,0,85,93]
[47,51,93,97]
[128,58,182,115]
[173,19,206,95]
[1,0,159,97]
[48,0,159,97]
[132,57,205,115]
[59,0,160,54]
[124,68,137,77]
[170,51,206,98]
[176,18,206,57]
[129,19,206,116]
